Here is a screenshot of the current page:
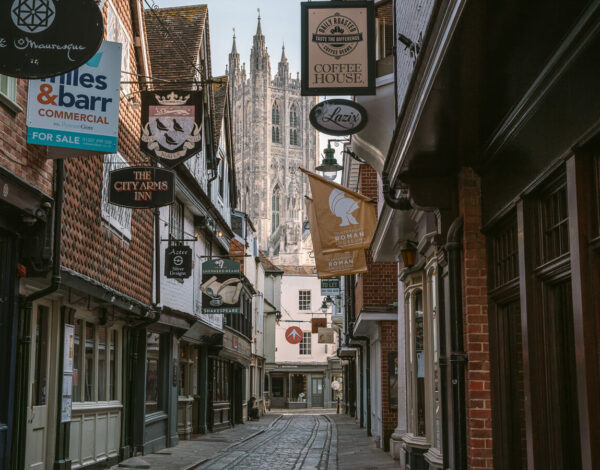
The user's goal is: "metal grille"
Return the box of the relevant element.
[491,217,519,289]
[539,184,569,263]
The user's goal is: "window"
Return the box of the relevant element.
[0,75,18,107]
[169,199,184,243]
[146,332,162,414]
[101,153,132,239]
[272,101,281,143]
[105,0,131,93]
[212,359,230,402]
[299,332,312,355]
[72,319,121,403]
[218,157,225,198]
[298,290,311,311]
[289,104,299,146]
[272,186,280,233]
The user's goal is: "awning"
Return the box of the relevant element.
[351,74,395,174]
[353,309,397,337]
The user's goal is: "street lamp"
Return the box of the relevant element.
[316,144,343,181]
[399,240,418,268]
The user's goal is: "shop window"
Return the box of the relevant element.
[298,289,311,311]
[428,270,442,451]
[414,291,426,437]
[0,75,18,107]
[290,374,307,402]
[72,319,121,403]
[272,377,283,397]
[212,359,230,402]
[539,181,569,263]
[179,345,195,397]
[491,218,519,289]
[299,332,312,355]
[146,332,162,414]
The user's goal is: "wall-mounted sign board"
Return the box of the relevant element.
[318,327,335,344]
[108,166,175,208]
[0,0,104,79]
[310,99,368,136]
[201,259,242,314]
[301,1,375,96]
[27,41,122,154]
[165,246,193,279]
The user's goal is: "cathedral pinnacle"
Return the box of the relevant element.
[231,28,238,54]
[256,8,263,37]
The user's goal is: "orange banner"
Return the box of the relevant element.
[301,168,377,254]
[306,197,368,278]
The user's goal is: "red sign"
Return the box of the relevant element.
[285,326,303,344]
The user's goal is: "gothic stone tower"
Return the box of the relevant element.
[228,15,319,266]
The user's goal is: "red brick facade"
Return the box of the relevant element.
[459,167,493,470]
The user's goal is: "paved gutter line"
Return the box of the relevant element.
[324,415,338,470]
[292,415,322,470]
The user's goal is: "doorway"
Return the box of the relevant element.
[311,377,324,407]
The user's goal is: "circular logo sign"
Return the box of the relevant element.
[310,99,368,136]
[285,326,303,345]
[11,0,56,34]
[0,0,104,79]
[313,13,363,59]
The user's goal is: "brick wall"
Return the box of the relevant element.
[459,167,493,470]
[380,320,398,451]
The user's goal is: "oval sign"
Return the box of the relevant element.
[109,167,176,209]
[309,99,368,136]
[0,0,104,79]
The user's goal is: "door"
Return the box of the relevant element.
[25,304,53,470]
[311,377,324,407]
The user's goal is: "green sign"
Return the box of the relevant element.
[201,259,242,314]
[321,277,340,296]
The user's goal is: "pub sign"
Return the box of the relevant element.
[0,0,104,79]
[165,246,193,279]
[301,1,375,96]
[108,167,175,208]
[140,90,203,168]
[201,259,242,314]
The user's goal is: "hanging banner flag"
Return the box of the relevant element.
[109,167,175,208]
[301,1,375,96]
[26,41,122,154]
[140,90,203,168]
[306,197,368,278]
[318,327,335,344]
[0,0,104,79]
[165,245,193,279]
[303,170,376,253]
[312,318,327,334]
[201,259,242,314]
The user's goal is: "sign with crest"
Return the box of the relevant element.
[140,90,203,168]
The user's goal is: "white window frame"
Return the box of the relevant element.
[298,289,311,312]
[0,75,21,112]
[101,153,132,239]
[299,332,312,355]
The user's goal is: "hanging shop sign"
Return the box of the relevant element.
[165,245,193,279]
[285,326,303,345]
[201,259,242,314]
[108,167,175,208]
[26,41,122,154]
[140,90,203,168]
[301,1,375,96]
[318,327,335,344]
[310,99,367,136]
[0,0,104,79]
[320,277,340,296]
[312,317,327,334]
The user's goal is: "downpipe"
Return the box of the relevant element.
[382,171,412,210]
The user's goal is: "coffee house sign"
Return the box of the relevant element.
[0,0,104,79]
[301,1,375,96]
[310,99,367,136]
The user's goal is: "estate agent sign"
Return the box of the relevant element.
[310,99,368,136]
[201,259,242,314]
[141,90,203,168]
[301,1,375,96]
[321,277,340,296]
[109,167,175,208]
[0,0,104,79]
[27,41,122,154]
[165,245,193,279]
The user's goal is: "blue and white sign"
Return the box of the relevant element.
[26,41,122,154]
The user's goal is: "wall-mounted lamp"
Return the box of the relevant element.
[217,231,223,238]
[321,295,337,313]
[316,144,343,181]
[399,240,418,268]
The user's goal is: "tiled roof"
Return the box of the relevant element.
[212,75,229,148]
[259,251,283,273]
[278,265,317,275]
[145,5,208,84]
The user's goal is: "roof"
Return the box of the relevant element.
[211,76,229,148]
[145,5,208,84]
[278,265,317,275]
[259,251,283,274]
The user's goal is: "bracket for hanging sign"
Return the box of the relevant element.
[161,237,198,243]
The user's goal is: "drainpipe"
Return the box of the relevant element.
[382,171,412,210]
[351,335,371,437]
[13,159,65,470]
[446,217,467,470]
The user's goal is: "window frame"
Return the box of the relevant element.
[272,101,281,144]
[0,75,21,112]
[298,289,311,312]
[101,153,132,239]
[299,332,312,356]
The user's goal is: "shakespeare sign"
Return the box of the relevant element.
[301,1,375,96]
[201,259,242,314]
[141,90,203,168]
[108,167,175,208]
[165,246,192,279]
[0,0,104,79]
[27,41,122,154]
[310,99,367,136]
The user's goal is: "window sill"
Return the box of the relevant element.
[145,411,168,424]
[72,401,123,412]
[0,92,22,115]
